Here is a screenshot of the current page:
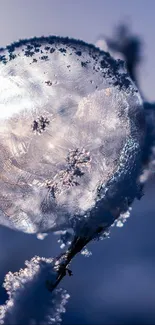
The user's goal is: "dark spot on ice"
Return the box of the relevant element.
[75,51,82,56]
[50,48,55,54]
[0,55,7,64]
[74,167,84,177]
[45,80,52,86]
[81,61,87,68]
[32,116,50,134]
[41,55,48,61]
[24,50,35,57]
[6,44,15,53]
[58,107,66,115]
[33,43,41,48]
[34,48,40,53]
[9,53,16,60]
[32,58,37,63]
[26,44,33,50]
[59,48,66,53]
[48,40,55,45]
[44,46,50,51]
[100,59,108,69]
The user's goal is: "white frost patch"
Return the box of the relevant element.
[81,248,92,257]
[115,209,131,228]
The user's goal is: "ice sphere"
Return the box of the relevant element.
[0,36,145,234]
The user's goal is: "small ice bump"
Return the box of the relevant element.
[116,220,124,228]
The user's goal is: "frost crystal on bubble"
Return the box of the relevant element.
[114,208,131,228]
[0,36,144,237]
[81,248,92,257]
[0,256,70,325]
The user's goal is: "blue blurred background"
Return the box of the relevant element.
[0,1,155,324]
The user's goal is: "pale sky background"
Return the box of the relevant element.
[0,0,154,101]
[0,1,155,324]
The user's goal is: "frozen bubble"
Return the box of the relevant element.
[0,36,144,235]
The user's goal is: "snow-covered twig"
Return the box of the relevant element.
[0,256,70,325]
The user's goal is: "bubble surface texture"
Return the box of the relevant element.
[0,36,144,234]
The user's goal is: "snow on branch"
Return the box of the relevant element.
[0,256,70,325]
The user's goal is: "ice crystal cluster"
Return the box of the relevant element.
[0,256,70,325]
[0,36,145,239]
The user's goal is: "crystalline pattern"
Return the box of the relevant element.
[0,36,144,234]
